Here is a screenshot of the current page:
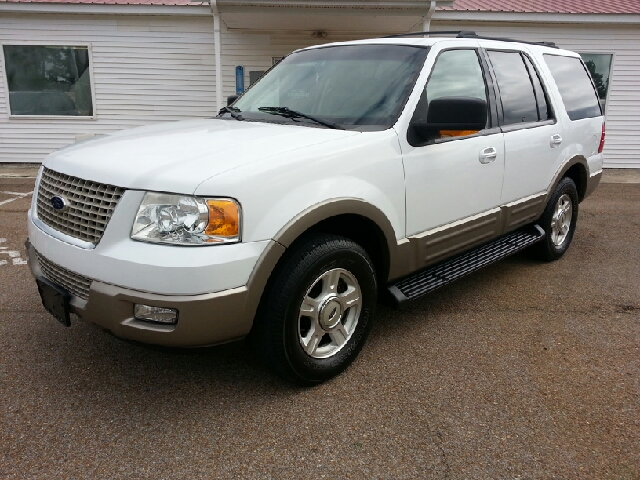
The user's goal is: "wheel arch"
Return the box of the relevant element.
[274,198,403,284]
[547,155,589,203]
[241,199,407,334]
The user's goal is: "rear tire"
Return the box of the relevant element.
[531,176,579,261]
[251,234,377,386]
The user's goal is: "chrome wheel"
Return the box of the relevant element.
[298,268,362,359]
[551,193,573,247]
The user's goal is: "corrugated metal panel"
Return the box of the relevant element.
[432,21,640,168]
[440,0,640,14]
[0,13,216,163]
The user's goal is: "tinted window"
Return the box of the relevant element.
[488,50,538,125]
[581,53,612,111]
[544,54,602,121]
[522,55,551,121]
[3,45,93,116]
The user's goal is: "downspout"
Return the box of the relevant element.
[210,0,222,112]
[423,0,436,33]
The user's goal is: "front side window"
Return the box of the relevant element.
[580,53,613,112]
[425,49,488,105]
[409,48,489,142]
[229,44,430,131]
[487,50,539,125]
[544,54,602,121]
[3,45,93,116]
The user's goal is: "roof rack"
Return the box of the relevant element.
[384,30,476,38]
[384,30,558,49]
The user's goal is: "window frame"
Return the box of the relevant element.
[481,48,557,133]
[1,42,97,120]
[407,46,501,147]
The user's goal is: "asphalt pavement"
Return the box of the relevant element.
[1,174,638,479]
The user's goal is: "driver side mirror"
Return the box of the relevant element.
[408,97,488,147]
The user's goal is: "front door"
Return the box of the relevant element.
[402,47,505,266]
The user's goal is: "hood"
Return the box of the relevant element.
[44,119,360,193]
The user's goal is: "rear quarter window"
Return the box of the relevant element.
[543,54,602,121]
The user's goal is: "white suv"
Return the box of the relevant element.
[27,33,604,384]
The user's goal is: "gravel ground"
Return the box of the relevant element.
[1,178,638,480]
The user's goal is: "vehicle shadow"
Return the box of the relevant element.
[21,251,544,416]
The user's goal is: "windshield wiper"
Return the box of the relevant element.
[258,107,344,130]
[218,106,244,121]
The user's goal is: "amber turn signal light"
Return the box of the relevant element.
[205,199,240,237]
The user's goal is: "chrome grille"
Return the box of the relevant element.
[35,250,91,300]
[36,168,125,245]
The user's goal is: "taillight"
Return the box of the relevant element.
[598,122,606,154]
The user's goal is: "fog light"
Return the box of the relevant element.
[134,304,178,325]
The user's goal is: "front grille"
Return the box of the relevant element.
[35,250,92,300]
[36,168,125,245]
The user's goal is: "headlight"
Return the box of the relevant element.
[131,192,241,245]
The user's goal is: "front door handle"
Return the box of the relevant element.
[479,147,497,164]
[550,134,563,148]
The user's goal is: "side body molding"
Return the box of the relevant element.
[245,156,597,320]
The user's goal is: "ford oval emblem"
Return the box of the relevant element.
[51,195,68,211]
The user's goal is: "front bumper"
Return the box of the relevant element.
[26,239,283,347]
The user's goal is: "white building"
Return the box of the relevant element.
[0,0,638,168]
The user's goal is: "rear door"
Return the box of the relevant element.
[484,48,565,229]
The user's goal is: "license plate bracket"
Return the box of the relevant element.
[36,278,71,327]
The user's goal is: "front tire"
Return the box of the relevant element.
[251,234,377,386]
[531,176,579,261]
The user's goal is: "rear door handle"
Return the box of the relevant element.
[479,147,497,164]
[550,134,563,148]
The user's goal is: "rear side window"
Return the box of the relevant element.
[487,50,539,125]
[544,54,602,121]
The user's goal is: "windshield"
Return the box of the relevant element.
[228,44,430,131]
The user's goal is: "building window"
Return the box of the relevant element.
[3,45,93,117]
[580,53,613,112]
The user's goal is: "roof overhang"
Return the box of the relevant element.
[0,0,453,31]
[1,0,638,27]
[215,0,454,32]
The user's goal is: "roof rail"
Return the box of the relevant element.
[383,30,477,38]
[456,31,558,48]
[384,30,558,48]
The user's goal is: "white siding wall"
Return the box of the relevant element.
[218,30,369,100]
[0,13,638,168]
[0,13,217,163]
[432,21,640,168]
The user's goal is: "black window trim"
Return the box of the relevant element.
[408,46,499,147]
[481,47,558,133]
[521,52,556,123]
[2,42,97,120]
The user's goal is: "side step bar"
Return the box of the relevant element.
[388,224,546,305]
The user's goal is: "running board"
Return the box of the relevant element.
[388,224,545,305]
